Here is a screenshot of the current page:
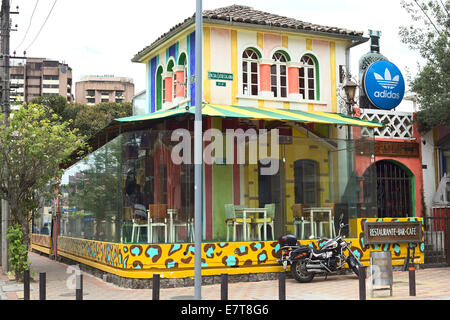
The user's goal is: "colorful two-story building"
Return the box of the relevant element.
[30,5,424,286]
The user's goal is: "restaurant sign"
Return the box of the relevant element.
[364,221,422,244]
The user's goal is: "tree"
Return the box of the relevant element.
[30,95,132,139]
[0,104,86,256]
[399,0,450,132]
[73,102,132,138]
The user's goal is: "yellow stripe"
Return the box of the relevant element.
[308,103,314,112]
[202,104,226,117]
[258,99,264,107]
[315,111,381,127]
[256,106,330,123]
[330,41,337,112]
[306,38,312,51]
[282,34,289,48]
[283,102,290,109]
[231,30,238,105]
[212,104,274,119]
[257,32,264,50]
[204,26,211,104]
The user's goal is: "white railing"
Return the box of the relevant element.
[360,109,414,139]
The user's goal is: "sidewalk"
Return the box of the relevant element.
[1,251,450,300]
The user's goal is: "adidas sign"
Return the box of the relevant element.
[373,90,400,99]
[363,60,405,110]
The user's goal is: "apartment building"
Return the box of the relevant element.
[75,75,134,105]
[10,58,73,103]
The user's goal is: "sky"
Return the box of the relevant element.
[9,0,422,111]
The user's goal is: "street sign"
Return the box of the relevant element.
[208,72,233,81]
[363,60,405,110]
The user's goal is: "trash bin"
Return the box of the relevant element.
[370,251,393,297]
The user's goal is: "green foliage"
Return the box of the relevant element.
[29,95,132,140]
[6,224,29,281]
[0,103,86,244]
[399,0,450,132]
[73,102,132,139]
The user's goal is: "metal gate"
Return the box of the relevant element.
[424,212,450,267]
[376,160,412,218]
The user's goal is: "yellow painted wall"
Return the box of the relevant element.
[31,217,423,279]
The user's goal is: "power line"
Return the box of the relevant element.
[14,0,39,52]
[24,0,57,52]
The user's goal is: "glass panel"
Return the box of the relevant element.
[58,126,376,244]
[308,67,314,78]
[251,85,258,96]
[251,73,258,85]
[251,62,257,73]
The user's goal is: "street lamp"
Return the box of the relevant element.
[343,77,358,115]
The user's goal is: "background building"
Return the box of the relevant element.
[75,75,134,105]
[10,57,73,103]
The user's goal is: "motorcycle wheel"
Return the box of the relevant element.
[291,259,314,283]
[347,255,360,276]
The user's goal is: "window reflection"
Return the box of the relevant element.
[57,127,377,244]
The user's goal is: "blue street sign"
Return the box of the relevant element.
[363,60,405,110]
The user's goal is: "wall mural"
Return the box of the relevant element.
[31,217,424,278]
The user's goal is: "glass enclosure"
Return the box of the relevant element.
[56,123,376,244]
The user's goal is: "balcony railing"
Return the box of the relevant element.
[360,109,414,140]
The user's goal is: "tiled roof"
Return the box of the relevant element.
[132,5,365,62]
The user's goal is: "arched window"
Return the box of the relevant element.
[271,52,288,98]
[156,66,163,110]
[167,60,175,101]
[294,159,319,206]
[299,55,316,100]
[183,57,188,98]
[178,53,188,99]
[242,49,259,96]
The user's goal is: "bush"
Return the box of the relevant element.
[6,224,29,281]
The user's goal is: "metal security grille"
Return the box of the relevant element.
[376,160,411,218]
[424,214,450,267]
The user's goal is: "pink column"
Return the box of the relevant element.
[258,58,274,97]
[175,70,185,98]
[288,67,299,95]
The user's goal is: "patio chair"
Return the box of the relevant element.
[131,204,148,243]
[292,203,311,239]
[316,203,335,238]
[148,204,168,243]
[255,203,275,240]
[225,204,252,241]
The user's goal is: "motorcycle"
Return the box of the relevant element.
[277,214,363,283]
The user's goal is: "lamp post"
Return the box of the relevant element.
[343,76,358,116]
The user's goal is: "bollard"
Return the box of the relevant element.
[39,272,46,300]
[409,265,416,296]
[279,271,286,300]
[23,269,30,300]
[152,274,160,300]
[221,273,228,300]
[358,266,366,300]
[76,274,83,300]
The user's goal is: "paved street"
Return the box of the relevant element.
[1,251,450,300]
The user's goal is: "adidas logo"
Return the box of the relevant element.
[373,68,400,89]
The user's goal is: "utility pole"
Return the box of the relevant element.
[194,0,203,301]
[1,0,11,274]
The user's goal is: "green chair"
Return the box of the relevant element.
[255,203,275,240]
[225,204,252,241]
